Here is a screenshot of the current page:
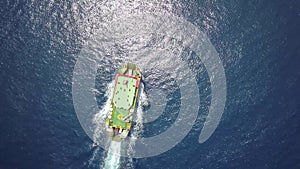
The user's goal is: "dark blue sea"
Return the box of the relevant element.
[1,0,300,169]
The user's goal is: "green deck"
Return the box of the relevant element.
[109,75,138,129]
[110,108,128,129]
[112,75,137,110]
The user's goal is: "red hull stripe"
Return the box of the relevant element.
[116,74,141,87]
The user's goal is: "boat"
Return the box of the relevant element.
[105,63,142,142]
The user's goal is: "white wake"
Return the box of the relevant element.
[103,141,121,169]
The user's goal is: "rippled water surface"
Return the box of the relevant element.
[1,0,299,169]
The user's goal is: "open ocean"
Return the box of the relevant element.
[0,0,300,169]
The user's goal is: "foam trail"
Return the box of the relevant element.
[103,141,121,169]
[92,81,114,146]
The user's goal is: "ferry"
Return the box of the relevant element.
[105,63,142,142]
